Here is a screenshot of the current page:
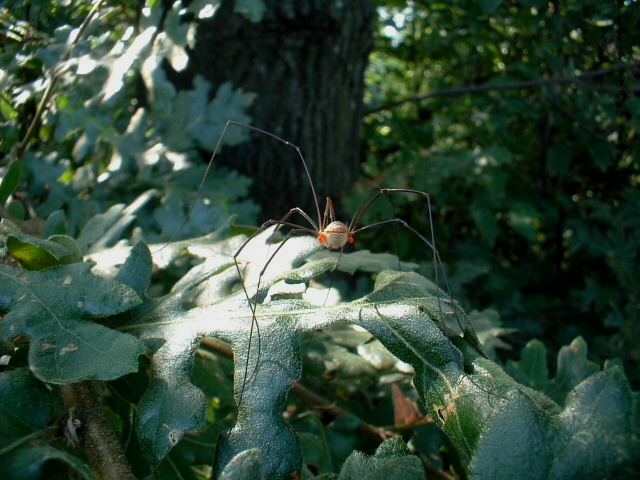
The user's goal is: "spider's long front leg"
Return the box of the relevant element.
[232,207,321,406]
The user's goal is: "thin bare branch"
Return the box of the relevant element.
[199,337,392,443]
[364,61,640,116]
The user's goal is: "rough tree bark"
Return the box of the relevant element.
[191,0,376,223]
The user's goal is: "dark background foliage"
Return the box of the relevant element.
[353,0,640,386]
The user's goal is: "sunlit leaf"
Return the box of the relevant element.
[125,231,638,479]
[6,233,82,270]
[0,262,143,383]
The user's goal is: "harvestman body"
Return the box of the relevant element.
[173,120,460,405]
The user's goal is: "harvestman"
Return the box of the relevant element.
[176,120,463,404]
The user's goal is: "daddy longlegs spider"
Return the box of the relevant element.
[169,120,468,407]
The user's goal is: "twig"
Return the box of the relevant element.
[419,454,456,480]
[289,380,393,443]
[199,337,391,443]
[364,61,640,115]
[61,382,136,480]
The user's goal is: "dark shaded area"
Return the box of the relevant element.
[354,1,640,387]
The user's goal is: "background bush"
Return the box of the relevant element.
[352,0,640,384]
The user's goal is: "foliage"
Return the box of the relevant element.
[1,220,639,479]
[0,0,259,240]
[1,1,639,479]
[353,0,640,384]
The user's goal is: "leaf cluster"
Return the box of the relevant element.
[1,0,260,241]
[0,218,639,479]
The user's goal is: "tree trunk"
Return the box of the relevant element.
[191,0,376,225]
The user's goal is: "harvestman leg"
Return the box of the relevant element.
[346,187,462,331]
[233,208,323,406]
[190,121,469,405]
[347,189,504,404]
[172,120,324,406]
[159,120,323,248]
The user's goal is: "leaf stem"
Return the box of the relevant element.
[61,381,136,480]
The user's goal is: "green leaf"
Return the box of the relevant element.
[218,449,265,480]
[337,437,425,480]
[114,242,153,299]
[4,443,96,480]
[234,0,267,22]
[505,339,552,393]
[548,365,640,478]
[22,155,71,218]
[481,0,504,14]
[586,138,615,171]
[0,368,55,448]
[43,210,67,237]
[466,385,558,478]
[470,202,498,246]
[131,230,472,477]
[506,336,604,405]
[162,2,192,71]
[548,336,600,404]
[76,192,155,253]
[6,233,82,270]
[508,203,539,242]
[547,144,572,176]
[297,421,335,475]
[162,78,253,152]
[0,160,21,205]
[467,342,640,478]
[0,218,21,248]
[0,262,144,383]
[5,199,25,220]
[466,309,514,358]
[187,0,223,20]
